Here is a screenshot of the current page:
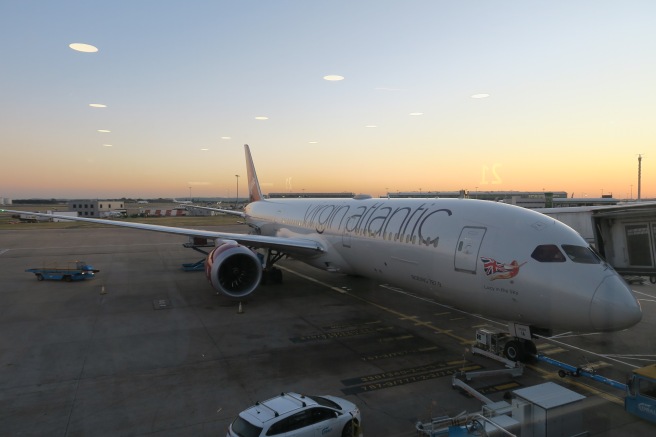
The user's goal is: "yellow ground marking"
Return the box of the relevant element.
[279,266,472,344]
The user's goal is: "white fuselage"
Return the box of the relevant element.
[245,197,641,333]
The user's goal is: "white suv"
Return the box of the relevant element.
[227,392,361,437]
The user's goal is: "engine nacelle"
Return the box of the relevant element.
[205,241,263,298]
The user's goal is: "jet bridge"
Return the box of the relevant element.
[540,202,656,282]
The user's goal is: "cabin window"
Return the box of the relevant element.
[561,244,601,264]
[531,244,566,262]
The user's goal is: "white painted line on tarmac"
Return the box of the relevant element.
[277,265,347,294]
[535,334,639,369]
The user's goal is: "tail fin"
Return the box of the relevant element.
[244,144,264,202]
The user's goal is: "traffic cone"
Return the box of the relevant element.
[100,285,107,295]
[237,301,244,314]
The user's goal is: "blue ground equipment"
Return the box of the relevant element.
[26,261,99,282]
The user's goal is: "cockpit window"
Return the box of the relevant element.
[561,244,601,264]
[531,244,566,262]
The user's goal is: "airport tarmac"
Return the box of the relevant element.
[1,225,655,436]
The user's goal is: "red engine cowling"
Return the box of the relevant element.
[205,241,263,298]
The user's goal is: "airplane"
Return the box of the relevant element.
[1,145,642,361]
[173,199,193,204]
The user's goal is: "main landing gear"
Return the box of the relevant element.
[259,249,286,285]
[261,266,283,285]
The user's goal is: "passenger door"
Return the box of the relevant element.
[285,407,338,437]
[454,226,486,273]
[310,408,340,436]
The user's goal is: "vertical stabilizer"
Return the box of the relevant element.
[244,144,264,202]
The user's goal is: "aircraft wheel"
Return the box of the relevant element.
[650,276,656,284]
[36,273,44,281]
[272,268,283,284]
[341,420,358,437]
[504,340,525,362]
[523,340,537,361]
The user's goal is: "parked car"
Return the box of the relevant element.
[227,392,361,437]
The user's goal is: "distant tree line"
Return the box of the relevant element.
[12,198,162,204]
[13,197,231,204]
[13,199,61,204]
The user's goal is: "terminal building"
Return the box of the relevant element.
[67,200,125,217]
[550,196,619,207]
[268,192,355,199]
[386,191,624,209]
[385,191,570,209]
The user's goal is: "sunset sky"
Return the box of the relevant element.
[1,1,655,200]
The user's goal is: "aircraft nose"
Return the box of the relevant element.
[589,275,642,331]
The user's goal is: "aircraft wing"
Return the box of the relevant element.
[183,204,246,218]
[0,209,323,255]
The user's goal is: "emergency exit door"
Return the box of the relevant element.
[455,226,486,273]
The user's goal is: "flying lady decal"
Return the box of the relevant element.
[480,257,526,280]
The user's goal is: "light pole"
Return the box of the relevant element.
[638,154,642,201]
[188,186,192,202]
[235,174,240,208]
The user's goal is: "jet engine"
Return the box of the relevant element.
[205,240,263,298]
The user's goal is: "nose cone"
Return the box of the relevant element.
[590,275,642,331]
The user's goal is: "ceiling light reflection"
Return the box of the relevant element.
[69,43,98,53]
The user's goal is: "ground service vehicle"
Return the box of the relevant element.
[536,354,656,424]
[625,364,656,423]
[25,261,99,282]
[227,392,361,437]
[471,327,535,365]
[472,333,656,425]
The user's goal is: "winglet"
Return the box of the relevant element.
[244,144,264,202]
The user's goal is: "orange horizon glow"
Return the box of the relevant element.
[2,145,654,200]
